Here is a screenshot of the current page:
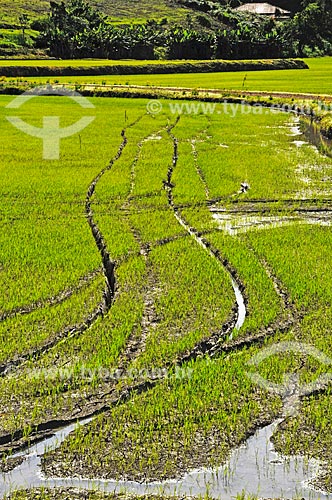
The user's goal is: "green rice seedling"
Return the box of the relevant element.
[42,354,281,482]
[0,272,104,363]
[130,237,234,369]
[247,225,332,310]
[21,57,332,96]
[1,91,332,496]
[205,231,282,337]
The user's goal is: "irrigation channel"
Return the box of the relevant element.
[1,109,332,499]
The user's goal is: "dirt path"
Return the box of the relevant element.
[78,83,332,102]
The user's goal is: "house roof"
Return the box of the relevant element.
[235,3,291,15]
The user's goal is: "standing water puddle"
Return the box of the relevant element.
[1,417,330,499]
[1,113,331,499]
[210,210,332,235]
[0,208,248,500]
[300,119,332,157]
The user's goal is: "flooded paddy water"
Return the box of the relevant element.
[1,107,332,500]
[210,209,332,235]
[1,416,330,499]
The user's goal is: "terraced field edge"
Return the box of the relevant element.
[0,59,308,78]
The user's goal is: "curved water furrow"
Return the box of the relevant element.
[0,286,240,460]
[0,119,188,454]
[1,107,332,499]
[0,116,147,381]
[165,120,247,335]
[118,121,241,366]
[0,297,108,378]
[212,283,298,359]
[0,230,222,422]
[85,114,143,299]
[196,239,299,360]
[0,136,128,378]
[164,121,303,362]
[0,268,102,324]
[85,134,126,302]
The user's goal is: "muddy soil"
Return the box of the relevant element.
[0,456,24,473]
[41,410,276,483]
[7,489,183,500]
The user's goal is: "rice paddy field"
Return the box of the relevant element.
[1,59,332,500]
[5,57,332,96]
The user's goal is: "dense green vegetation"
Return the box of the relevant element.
[1,0,332,59]
[1,81,332,500]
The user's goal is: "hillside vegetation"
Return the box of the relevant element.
[0,0,303,27]
[2,0,190,26]
[0,0,331,62]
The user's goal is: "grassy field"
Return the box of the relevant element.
[11,57,331,96]
[0,0,189,26]
[1,72,332,498]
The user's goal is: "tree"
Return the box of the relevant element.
[19,14,29,46]
[291,3,324,55]
[165,27,215,59]
[41,0,109,58]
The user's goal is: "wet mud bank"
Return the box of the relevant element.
[300,117,332,156]
[2,414,331,500]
